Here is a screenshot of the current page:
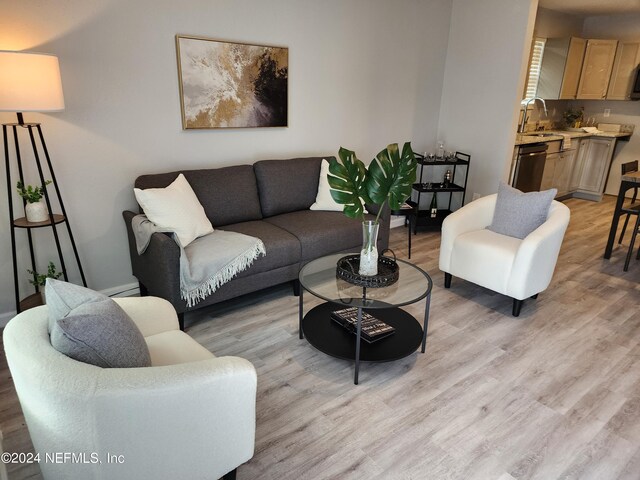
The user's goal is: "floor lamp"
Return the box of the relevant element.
[0,50,87,313]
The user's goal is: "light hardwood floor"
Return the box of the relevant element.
[1,196,640,479]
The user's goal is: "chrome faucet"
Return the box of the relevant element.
[519,97,548,133]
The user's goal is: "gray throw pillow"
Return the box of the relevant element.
[46,279,151,368]
[46,278,107,333]
[487,182,557,239]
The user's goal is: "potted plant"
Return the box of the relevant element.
[563,108,584,129]
[27,261,63,302]
[16,179,52,223]
[328,142,416,275]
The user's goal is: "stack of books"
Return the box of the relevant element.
[331,307,395,343]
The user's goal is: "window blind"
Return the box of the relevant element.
[524,38,546,101]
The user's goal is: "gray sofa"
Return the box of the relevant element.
[123,157,390,328]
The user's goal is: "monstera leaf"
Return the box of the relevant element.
[366,142,416,211]
[328,148,372,219]
[328,142,416,222]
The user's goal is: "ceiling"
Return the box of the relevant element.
[538,0,640,15]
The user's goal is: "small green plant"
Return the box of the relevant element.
[27,261,63,287]
[563,108,584,128]
[327,142,417,223]
[16,179,52,203]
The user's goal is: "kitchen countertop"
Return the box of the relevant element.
[515,130,632,146]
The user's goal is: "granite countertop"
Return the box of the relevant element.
[515,130,632,146]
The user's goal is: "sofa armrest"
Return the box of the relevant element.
[122,210,184,312]
[93,357,257,480]
[508,201,570,299]
[114,296,179,337]
[439,194,497,273]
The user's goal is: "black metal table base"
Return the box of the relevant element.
[299,298,431,384]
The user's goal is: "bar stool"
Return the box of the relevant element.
[618,160,640,244]
[620,160,640,271]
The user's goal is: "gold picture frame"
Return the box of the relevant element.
[175,34,288,129]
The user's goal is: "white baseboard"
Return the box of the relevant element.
[0,282,140,328]
[100,282,140,298]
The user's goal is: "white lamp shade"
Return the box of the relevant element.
[0,51,65,112]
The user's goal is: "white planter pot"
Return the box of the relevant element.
[25,201,49,223]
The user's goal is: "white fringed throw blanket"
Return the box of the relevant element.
[132,215,266,307]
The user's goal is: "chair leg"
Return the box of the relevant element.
[530,293,538,299]
[177,312,185,331]
[292,279,300,297]
[444,273,452,288]
[623,215,640,271]
[618,213,630,244]
[139,282,149,297]
[223,468,237,480]
[512,299,524,317]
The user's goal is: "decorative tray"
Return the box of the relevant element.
[336,249,399,288]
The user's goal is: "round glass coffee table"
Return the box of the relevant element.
[298,253,433,384]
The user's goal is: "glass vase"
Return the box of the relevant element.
[359,220,379,276]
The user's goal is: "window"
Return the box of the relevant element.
[523,38,546,101]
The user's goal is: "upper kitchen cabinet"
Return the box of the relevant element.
[606,41,640,100]
[576,39,618,100]
[537,37,586,100]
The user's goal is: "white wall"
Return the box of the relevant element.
[437,0,538,199]
[0,0,453,316]
[534,7,584,38]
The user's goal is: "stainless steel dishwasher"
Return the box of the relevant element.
[512,142,548,192]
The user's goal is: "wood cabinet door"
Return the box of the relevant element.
[569,140,586,191]
[607,42,640,100]
[576,40,618,100]
[559,38,587,99]
[554,150,576,195]
[579,138,615,192]
[541,153,557,191]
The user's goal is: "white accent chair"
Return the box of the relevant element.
[3,297,256,480]
[439,194,570,316]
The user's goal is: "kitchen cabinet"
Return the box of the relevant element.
[540,141,561,191]
[569,139,586,191]
[576,39,618,100]
[553,148,577,196]
[606,41,640,100]
[537,37,587,100]
[578,138,615,195]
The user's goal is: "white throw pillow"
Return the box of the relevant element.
[134,174,213,247]
[310,159,344,212]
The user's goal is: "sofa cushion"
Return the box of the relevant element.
[46,277,107,333]
[134,173,214,247]
[135,165,263,227]
[145,330,214,366]
[264,210,375,261]
[487,182,557,239]
[46,279,151,368]
[450,228,522,295]
[221,220,301,275]
[310,159,343,212]
[254,157,324,217]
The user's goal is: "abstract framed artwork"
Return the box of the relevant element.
[175,35,288,129]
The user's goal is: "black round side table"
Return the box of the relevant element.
[298,253,433,384]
